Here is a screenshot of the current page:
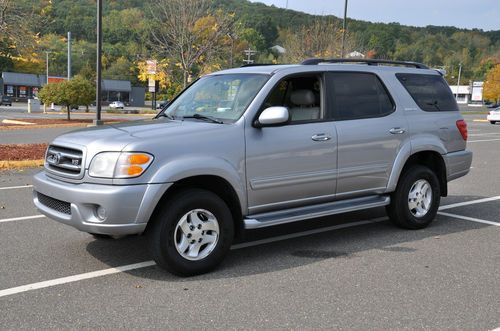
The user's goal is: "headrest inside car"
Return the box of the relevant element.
[290,90,315,106]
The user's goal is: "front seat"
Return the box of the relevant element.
[289,89,320,121]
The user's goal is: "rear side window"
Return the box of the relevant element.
[327,72,394,121]
[396,73,458,111]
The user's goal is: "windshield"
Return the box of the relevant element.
[160,74,269,122]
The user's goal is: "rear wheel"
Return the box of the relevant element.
[490,121,496,124]
[148,189,234,276]
[386,165,440,229]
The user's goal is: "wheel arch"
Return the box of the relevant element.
[145,175,245,239]
[388,150,448,197]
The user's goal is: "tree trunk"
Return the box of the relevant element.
[66,105,71,121]
[85,105,89,113]
[183,70,188,88]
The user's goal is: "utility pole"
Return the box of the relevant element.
[456,63,462,101]
[341,0,348,58]
[243,48,257,65]
[94,0,103,125]
[285,0,288,9]
[67,32,71,80]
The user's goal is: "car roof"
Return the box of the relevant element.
[210,63,441,76]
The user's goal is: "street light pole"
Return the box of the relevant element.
[341,0,348,58]
[45,51,50,85]
[456,63,462,101]
[67,31,71,80]
[94,0,103,125]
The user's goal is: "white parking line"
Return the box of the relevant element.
[469,132,500,137]
[439,196,500,210]
[468,138,500,143]
[0,185,33,191]
[0,217,387,298]
[438,212,500,226]
[0,215,45,223]
[0,261,157,298]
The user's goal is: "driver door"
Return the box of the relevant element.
[245,74,338,214]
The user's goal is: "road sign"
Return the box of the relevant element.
[146,60,157,75]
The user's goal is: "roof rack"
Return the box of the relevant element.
[301,58,429,69]
[241,63,282,67]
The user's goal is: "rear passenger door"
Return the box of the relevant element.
[326,72,408,198]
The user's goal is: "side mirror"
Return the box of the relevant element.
[254,106,290,127]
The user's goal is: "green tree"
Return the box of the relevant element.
[38,76,94,120]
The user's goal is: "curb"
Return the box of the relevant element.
[0,159,44,170]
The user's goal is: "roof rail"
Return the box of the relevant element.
[301,58,429,69]
[241,63,281,67]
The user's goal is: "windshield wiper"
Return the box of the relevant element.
[183,114,224,124]
[426,101,441,111]
[156,113,176,120]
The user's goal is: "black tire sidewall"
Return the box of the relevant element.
[150,189,234,276]
[391,165,441,229]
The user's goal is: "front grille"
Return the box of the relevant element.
[37,192,71,215]
[45,145,83,178]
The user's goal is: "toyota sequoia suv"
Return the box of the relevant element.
[33,59,472,276]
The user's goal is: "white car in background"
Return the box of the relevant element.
[109,101,125,109]
[487,107,500,124]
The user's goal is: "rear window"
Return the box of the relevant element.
[396,73,458,111]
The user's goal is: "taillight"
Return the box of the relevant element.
[456,119,468,141]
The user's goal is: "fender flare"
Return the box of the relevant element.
[148,156,247,213]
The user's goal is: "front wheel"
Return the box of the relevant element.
[490,121,496,124]
[386,165,440,229]
[148,189,234,276]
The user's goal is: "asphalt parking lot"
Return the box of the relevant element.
[0,114,498,329]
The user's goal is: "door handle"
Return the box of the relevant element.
[312,134,332,141]
[389,127,406,134]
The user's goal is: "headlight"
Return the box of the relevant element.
[89,152,154,178]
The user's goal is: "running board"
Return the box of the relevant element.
[244,195,390,229]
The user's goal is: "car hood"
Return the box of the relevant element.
[50,118,228,159]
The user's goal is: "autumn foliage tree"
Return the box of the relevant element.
[483,64,500,103]
[148,0,235,87]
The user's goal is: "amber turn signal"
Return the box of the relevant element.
[128,154,151,165]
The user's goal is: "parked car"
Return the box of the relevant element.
[32,58,472,276]
[109,101,125,109]
[1,95,12,106]
[487,107,500,124]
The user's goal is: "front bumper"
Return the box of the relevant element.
[444,150,473,182]
[32,172,171,235]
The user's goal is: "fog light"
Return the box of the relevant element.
[96,206,107,221]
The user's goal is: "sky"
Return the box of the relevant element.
[249,0,500,31]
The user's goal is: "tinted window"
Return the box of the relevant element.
[396,73,458,111]
[327,72,394,120]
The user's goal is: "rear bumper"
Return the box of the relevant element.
[486,114,500,121]
[444,150,473,182]
[32,172,171,235]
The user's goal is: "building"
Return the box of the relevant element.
[449,81,484,105]
[0,72,145,107]
[1,72,46,100]
[449,85,471,104]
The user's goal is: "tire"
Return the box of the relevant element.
[490,121,496,124]
[148,189,234,276]
[386,165,440,229]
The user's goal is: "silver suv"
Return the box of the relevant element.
[33,59,472,276]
